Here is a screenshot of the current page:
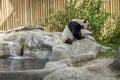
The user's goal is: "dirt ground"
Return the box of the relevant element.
[79,58,120,80]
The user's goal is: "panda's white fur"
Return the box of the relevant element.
[62,24,75,43]
[62,19,91,44]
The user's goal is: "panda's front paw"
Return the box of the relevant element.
[64,39,72,44]
[82,36,85,39]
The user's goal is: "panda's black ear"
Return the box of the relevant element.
[83,19,87,23]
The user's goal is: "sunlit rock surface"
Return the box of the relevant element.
[43,67,87,80]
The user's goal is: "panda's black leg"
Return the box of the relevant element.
[64,39,72,44]
[79,31,85,39]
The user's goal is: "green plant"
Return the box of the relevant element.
[43,0,109,40]
[109,16,120,44]
[82,0,110,39]
[103,15,120,43]
[115,74,120,79]
[43,0,80,32]
[97,40,119,57]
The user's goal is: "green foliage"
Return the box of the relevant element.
[43,0,109,38]
[103,15,120,43]
[115,74,120,79]
[97,40,119,50]
[79,0,110,39]
[97,40,119,58]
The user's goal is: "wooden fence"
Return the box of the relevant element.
[0,0,66,30]
[0,0,120,30]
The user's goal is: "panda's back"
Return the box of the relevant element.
[62,25,74,42]
[68,21,83,33]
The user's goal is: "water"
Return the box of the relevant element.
[8,56,34,59]
[0,58,48,71]
[0,42,49,71]
[7,42,17,56]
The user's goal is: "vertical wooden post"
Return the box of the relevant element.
[25,0,27,25]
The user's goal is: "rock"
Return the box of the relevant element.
[87,64,103,73]
[0,69,55,80]
[23,31,62,59]
[0,41,10,57]
[50,39,112,62]
[0,33,6,41]
[0,41,22,57]
[49,44,71,61]
[70,39,112,62]
[79,58,118,80]
[45,59,71,70]
[6,26,44,33]
[43,67,87,80]
[0,26,115,80]
[111,47,120,69]
[23,31,52,59]
[99,45,113,52]
[4,31,26,43]
[0,26,112,61]
[81,29,96,42]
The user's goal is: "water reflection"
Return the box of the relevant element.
[0,58,48,71]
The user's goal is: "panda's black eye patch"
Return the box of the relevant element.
[88,24,89,27]
[81,26,84,28]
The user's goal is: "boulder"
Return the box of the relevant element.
[0,69,55,80]
[0,26,114,80]
[79,58,117,80]
[1,27,62,59]
[0,33,6,41]
[0,26,112,62]
[49,44,71,61]
[50,39,112,62]
[0,41,10,57]
[0,41,22,58]
[70,39,112,62]
[111,47,120,69]
[23,31,62,59]
[6,26,44,33]
[43,67,87,80]
[45,59,71,70]
[81,29,96,42]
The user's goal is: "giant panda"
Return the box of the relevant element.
[62,19,91,44]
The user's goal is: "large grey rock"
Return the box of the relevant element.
[0,33,6,41]
[23,31,62,59]
[70,39,112,62]
[0,41,22,57]
[0,26,114,80]
[0,69,56,80]
[6,26,44,33]
[50,39,112,62]
[49,44,71,61]
[0,26,112,61]
[79,58,117,80]
[111,47,120,69]
[45,59,71,70]
[1,27,62,59]
[43,67,87,80]
[0,41,10,57]
[81,29,96,42]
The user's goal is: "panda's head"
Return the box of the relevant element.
[71,19,91,30]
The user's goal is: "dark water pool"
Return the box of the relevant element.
[0,57,48,71]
